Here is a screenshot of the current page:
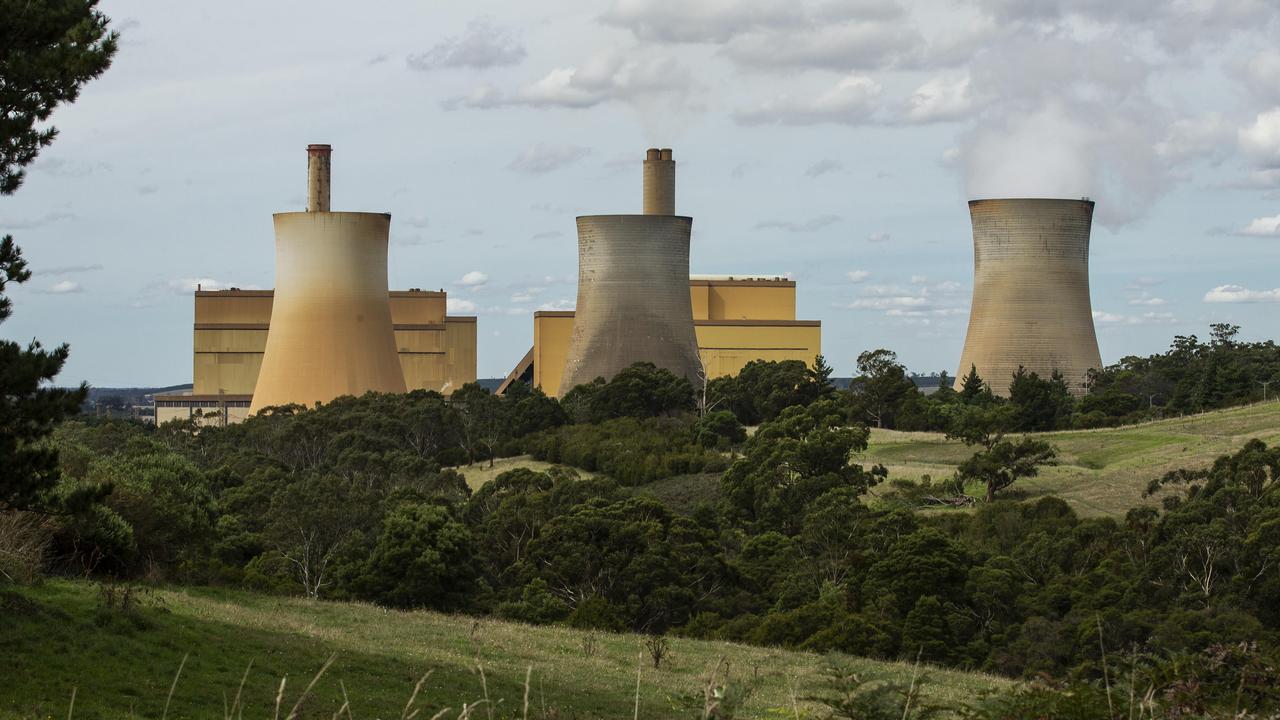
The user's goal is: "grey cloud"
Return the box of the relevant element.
[42,263,103,275]
[137,184,158,195]
[1236,49,1280,104]
[33,157,112,178]
[407,17,526,71]
[971,0,1277,50]
[804,159,844,178]
[735,75,881,126]
[600,0,803,44]
[7,210,76,229]
[755,214,841,232]
[721,19,923,72]
[602,0,921,72]
[447,51,695,111]
[507,144,591,175]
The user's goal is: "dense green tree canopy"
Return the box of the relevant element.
[1,0,117,514]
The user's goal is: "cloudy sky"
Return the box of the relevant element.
[3,0,1280,386]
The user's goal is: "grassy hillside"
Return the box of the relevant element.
[863,400,1280,517]
[2,581,1005,719]
[456,456,594,492]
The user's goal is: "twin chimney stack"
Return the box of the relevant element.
[643,147,675,215]
[306,144,332,212]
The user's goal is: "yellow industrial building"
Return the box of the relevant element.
[499,275,822,397]
[154,287,477,425]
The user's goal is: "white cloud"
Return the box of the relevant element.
[457,271,489,287]
[1239,109,1280,169]
[1127,293,1167,306]
[33,280,82,294]
[507,144,590,175]
[537,299,575,311]
[1203,284,1280,303]
[406,17,526,71]
[735,74,882,126]
[446,298,478,313]
[840,278,968,325]
[847,270,871,283]
[1236,215,1280,237]
[867,231,891,243]
[1092,310,1177,325]
[903,74,975,123]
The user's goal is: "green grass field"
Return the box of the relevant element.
[456,457,594,492]
[2,580,1005,719]
[861,401,1280,517]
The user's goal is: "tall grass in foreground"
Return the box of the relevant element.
[64,651,797,720]
[53,644,1280,720]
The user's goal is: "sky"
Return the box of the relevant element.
[3,0,1279,386]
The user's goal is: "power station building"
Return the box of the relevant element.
[154,145,476,425]
[954,198,1102,397]
[499,274,822,397]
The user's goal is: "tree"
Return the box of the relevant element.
[956,436,1057,503]
[721,399,886,533]
[1,1,118,513]
[706,357,833,425]
[1007,367,1074,432]
[847,349,918,429]
[359,502,478,610]
[958,365,991,404]
[451,382,506,466]
[560,362,695,423]
[263,474,377,598]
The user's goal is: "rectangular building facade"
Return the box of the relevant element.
[503,276,821,397]
[156,288,477,425]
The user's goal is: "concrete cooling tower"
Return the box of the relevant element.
[250,144,406,413]
[559,148,704,393]
[954,198,1102,397]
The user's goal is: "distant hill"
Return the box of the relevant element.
[84,384,191,408]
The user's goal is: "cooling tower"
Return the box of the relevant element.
[954,198,1102,397]
[559,148,703,393]
[250,145,406,413]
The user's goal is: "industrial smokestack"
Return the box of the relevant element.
[306,144,331,212]
[954,198,1102,397]
[643,147,675,215]
[251,148,405,413]
[560,148,702,393]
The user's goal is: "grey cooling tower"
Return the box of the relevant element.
[954,198,1102,397]
[559,149,703,393]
